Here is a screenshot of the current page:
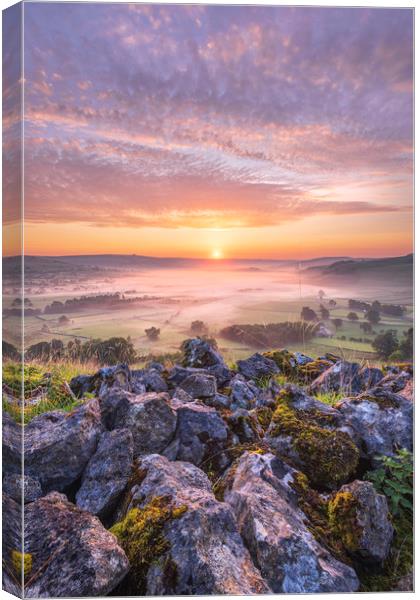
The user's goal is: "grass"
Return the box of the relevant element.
[2,360,97,423]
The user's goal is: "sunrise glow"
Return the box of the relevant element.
[3,4,413,259]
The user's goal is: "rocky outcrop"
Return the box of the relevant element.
[337,387,413,461]
[164,401,231,473]
[112,454,269,595]
[76,428,134,518]
[328,480,393,562]
[70,364,132,398]
[23,399,103,493]
[265,387,358,489]
[178,373,217,399]
[310,361,383,395]
[24,492,129,597]
[224,452,359,593]
[113,392,177,456]
[237,353,279,380]
[3,474,42,504]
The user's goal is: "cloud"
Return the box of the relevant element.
[18,3,413,233]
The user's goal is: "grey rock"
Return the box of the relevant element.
[3,473,43,504]
[2,493,23,596]
[227,410,263,444]
[178,373,217,399]
[171,387,194,403]
[24,399,103,493]
[170,401,230,470]
[168,364,230,388]
[230,374,259,410]
[121,454,269,595]
[70,364,131,398]
[24,492,129,597]
[224,452,359,593]
[76,429,133,518]
[237,353,280,381]
[113,392,177,456]
[330,480,393,562]
[310,361,364,395]
[337,387,413,460]
[131,368,168,393]
[181,337,226,368]
[359,367,384,390]
[2,412,22,476]
[294,351,315,366]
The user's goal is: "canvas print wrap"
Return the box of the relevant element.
[2,2,413,597]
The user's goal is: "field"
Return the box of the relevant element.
[3,257,413,363]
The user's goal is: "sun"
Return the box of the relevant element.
[211,249,223,259]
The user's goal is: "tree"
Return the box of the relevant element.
[360,322,372,334]
[398,328,413,360]
[347,312,359,321]
[372,300,381,312]
[319,305,330,319]
[318,290,326,301]
[190,320,208,335]
[58,315,70,325]
[366,308,381,325]
[372,330,399,359]
[145,326,160,341]
[301,306,317,321]
[328,299,337,307]
[332,318,343,329]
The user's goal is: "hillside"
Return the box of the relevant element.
[305,254,413,287]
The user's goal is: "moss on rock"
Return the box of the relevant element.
[110,496,187,594]
[270,398,359,489]
[328,491,361,552]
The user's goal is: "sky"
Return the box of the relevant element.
[4,3,414,259]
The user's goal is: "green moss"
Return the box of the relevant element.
[11,550,32,578]
[297,359,332,382]
[110,496,187,594]
[255,406,274,431]
[270,400,359,489]
[263,350,297,375]
[328,491,361,552]
[290,473,351,564]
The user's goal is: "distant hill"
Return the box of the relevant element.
[305,254,413,286]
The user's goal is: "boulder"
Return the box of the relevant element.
[230,374,260,410]
[337,387,413,461]
[163,401,230,472]
[131,368,168,393]
[265,389,358,489]
[76,429,134,518]
[294,351,315,366]
[237,353,279,381]
[227,410,263,444]
[2,493,23,596]
[168,364,230,388]
[310,361,364,395]
[181,337,226,369]
[24,492,129,597]
[113,392,177,456]
[113,454,269,595]
[24,399,103,493]
[178,373,217,399]
[70,364,131,398]
[399,379,414,402]
[3,474,42,504]
[2,412,22,476]
[359,367,384,390]
[328,480,393,562]
[224,452,359,593]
